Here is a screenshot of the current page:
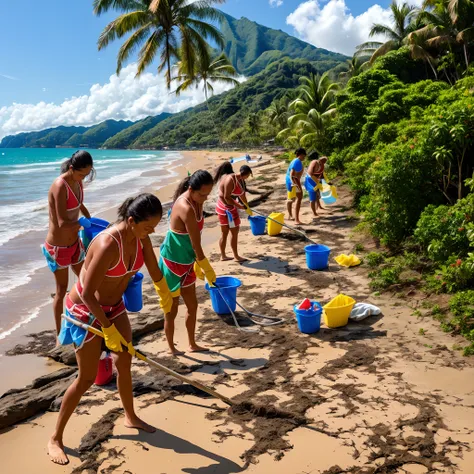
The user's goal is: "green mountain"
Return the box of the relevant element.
[220,13,347,75]
[132,58,326,149]
[102,113,172,149]
[0,125,89,148]
[64,119,133,148]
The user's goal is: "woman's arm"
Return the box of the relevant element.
[80,239,117,328]
[222,176,245,209]
[80,203,91,219]
[141,236,164,282]
[51,183,81,231]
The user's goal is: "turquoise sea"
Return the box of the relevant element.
[0,148,181,341]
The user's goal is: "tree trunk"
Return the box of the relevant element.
[165,34,171,89]
[463,44,469,71]
[428,59,438,80]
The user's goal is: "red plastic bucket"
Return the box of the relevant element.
[95,352,114,386]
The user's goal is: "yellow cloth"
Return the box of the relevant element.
[313,182,323,192]
[153,278,173,315]
[287,186,297,200]
[335,254,361,267]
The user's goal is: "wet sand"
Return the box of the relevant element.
[1,154,474,473]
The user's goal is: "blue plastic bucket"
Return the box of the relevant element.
[205,276,242,314]
[294,302,322,334]
[321,194,337,205]
[248,215,266,236]
[83,217,110,242]
[123,272,144,312]
[305,244,331,270]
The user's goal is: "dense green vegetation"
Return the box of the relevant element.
[132,58,331,148]
[0,126,89,148]
[102,114,171,149]
[220,13,347,75]
[264,0,474,354]
[64,120,133,148]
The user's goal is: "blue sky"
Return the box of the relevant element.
[0,0,413,138]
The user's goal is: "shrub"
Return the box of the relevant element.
[447,290,474,355]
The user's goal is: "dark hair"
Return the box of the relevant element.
[213,161,234,184]
[118,193,162,223]
[295,148,307,157]
[240,165,252,177]
[308,151,320,161]
[60,150,95,181]
[173,170,213,202]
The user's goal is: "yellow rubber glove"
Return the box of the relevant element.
[102,323,126,353]
[313,182,323,192]
[195,258,216,285]
[245,205,253,216]
[323,171,329,183]
[153,277,173,315]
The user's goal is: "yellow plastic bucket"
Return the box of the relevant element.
[323,294,356,328]
[267,212,284,236]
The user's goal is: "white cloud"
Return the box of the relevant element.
[0,74,19,81]
[269,0,283,7]
[0,64,243,140]
[287,0,424,56]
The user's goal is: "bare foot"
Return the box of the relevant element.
[220,256,233,262]
[288,216,294,221]
[189,344,209,353]
[295,221,304,226]
[168,347,184,356]
[234,256,248,263]
[125,416,156,433]
[48,438,69,465]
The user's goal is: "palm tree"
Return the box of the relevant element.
[355,1,417,63]
[247,113,261,137]
[173,52,239,104]
[93,0,225,88]
[277,72,339,146]
[417,0,473,71]
[267,97,291,131]
[339,56,370,81]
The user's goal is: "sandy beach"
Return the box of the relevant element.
[1,152,474,473]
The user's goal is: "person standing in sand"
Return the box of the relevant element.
[43,150,94,338]
[304,152,328,218]
[48,193,172,465]
[214,162,253,262]
[286,148,306,225]
[159,170,216,356]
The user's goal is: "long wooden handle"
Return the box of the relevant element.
[61,314,234,406]
[250,207,317,244]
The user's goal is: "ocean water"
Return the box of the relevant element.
[0,148,182,341]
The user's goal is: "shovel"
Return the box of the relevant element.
[61,313,234,406]
[249,207,318,245]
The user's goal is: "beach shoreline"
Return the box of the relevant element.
[0,149,269,396]
[1,156,474,473]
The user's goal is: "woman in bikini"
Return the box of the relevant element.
[43,150,94,336]
[304,152,328,218]
[48,193,172,465]
[214,163,252,262]
[159,170,216,356]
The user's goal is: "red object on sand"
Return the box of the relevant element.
[95,352,114,386]
[298,298,312,310]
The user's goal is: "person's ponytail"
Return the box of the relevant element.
[213,161,234,184]
[60,157,73,174]
[173,176,191,202]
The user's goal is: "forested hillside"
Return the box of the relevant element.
[132,59,328,148]
[220,13,347,75]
